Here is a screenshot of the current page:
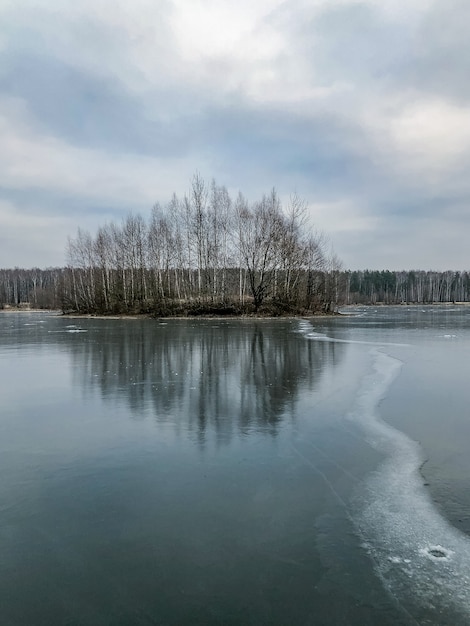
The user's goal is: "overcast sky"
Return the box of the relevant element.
[1,0,469,270]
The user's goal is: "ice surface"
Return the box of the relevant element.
[298,319,470,619]
[349,348,470,620]
[47,329,88,334]
[297,320,410,347]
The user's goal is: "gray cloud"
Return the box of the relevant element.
[0,53,202,157]
[403,0,470,103]
[1,0,469,270]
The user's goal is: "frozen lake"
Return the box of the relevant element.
[1,306,469,625]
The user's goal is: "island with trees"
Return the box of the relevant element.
[1,176,470,315]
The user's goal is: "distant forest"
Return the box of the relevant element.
[2,176,470,314]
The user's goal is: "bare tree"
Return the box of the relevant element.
[61,175,342,315]
[237,190,284,310]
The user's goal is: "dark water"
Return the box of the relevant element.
[0,308,469,625]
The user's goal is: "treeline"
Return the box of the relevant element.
[345,270,470,304]
[0,268,63,309]
[2,267,470,312]
[62,176,339,315]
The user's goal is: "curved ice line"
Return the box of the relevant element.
[351,348,470,622]
[297,319,410,347]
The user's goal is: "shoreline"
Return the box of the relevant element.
[4,302,469,320]
[5,301,469,319]
[60,311,344,321]
[0,308,341,321]
[0,308,62,314]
